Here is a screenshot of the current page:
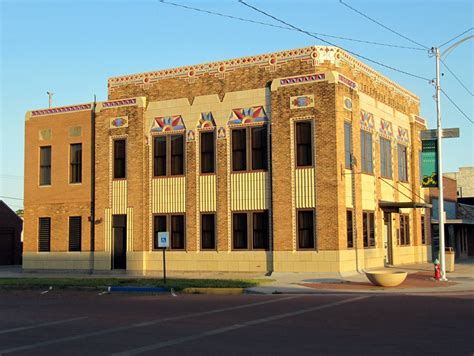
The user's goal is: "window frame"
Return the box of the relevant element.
[231,210,270,251]
[113,139,127,179]
[397,143,408,182]
[295,120,314,168]
[39,145,52,186]
[69,143,82,184]
[421,215,426,245]
[360,130,373,174]
[344,122,352,169]
[297,209,316,250]
[68,216,82,252]
[362,211,376,248]
[200,131,216,174]
[346,209,354,248]
[201,213,216,250]
[152,214,186,250]
[231,125,268,173]
[153,134,186,177]
[380,137,392,179]
[398,214,410,246]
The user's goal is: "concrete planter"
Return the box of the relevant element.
[365,270,408,287]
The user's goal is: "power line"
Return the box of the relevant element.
[0,195,23,201]
[158,0,424,51]
[379,177,430,204]
[238,0,431,82]
[439,27,474,48]
[441,88,474,124]
[440,59,474,97]
[338,0,428,50]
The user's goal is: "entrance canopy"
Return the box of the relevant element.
[379,200,432,213]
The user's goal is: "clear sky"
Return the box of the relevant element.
[1,0,473,211]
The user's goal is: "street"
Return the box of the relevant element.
[0,290,472,355]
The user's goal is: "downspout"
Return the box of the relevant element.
[266,82,274,276]
[90,95,96,274]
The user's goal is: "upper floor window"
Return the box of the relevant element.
[153,134,185,177]
[39,146,51,186]
[361,130,373,174]
[113,139,126,179]
[231,126,268,172]
[297,210,315,249]
[380,138,392,178]
[295,121,313,167]
[344,122,352,169]
[398,144,408,182]
[70,143,82,183]
[200,131,215,174]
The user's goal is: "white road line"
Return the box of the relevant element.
[0,317,87,335]
[0,295,300,354]
[113,296,370,356]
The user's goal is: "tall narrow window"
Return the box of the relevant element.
[344,122,352,169]
[419,150,423,185]
[232,213,248,249]
[346,210,353,248]
[252,211,269,249]
[200,131,215,174]
[421,215,426,245]
[251,126,267,170]
[113,139,126,179]
[298,210,315,249]
[153,215,167,249]
[232,129,246,171]
[399,214,410,246]
[39,146,52,185]
[363,211,375,248]
[170,135,184,175]
[171,215,185,249]
[70,143,82,183]
[201,214,216,249]
[361,131,373,174]
[38,217,51,252]
[69,216,82,252]
[380,138,392,178]
[398,144,408,182]
[153,136,166,176]
[296,121,313,167]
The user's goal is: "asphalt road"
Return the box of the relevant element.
[0,290,472,355]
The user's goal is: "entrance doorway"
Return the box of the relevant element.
[112,215,127,270]
[383,212,393,265]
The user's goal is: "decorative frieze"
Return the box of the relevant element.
[290,95,315,109]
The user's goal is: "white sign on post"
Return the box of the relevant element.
[157,232,169,248]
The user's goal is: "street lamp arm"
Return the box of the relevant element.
[441,35,474,59]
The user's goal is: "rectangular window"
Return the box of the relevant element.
[399,214,410,246]
[298,210,315,249]
[421,215,426,245]
[398,144,408,182]
[232,211,269,250]
[363,211,375,248]
[153,215,167,249]
[347,210,353,248]
[361,131,373,174]
[296,121,313,167]
[251,126,268,170]
[153,136,167,177]
[200,131,215,174]
[68,216,82,252]
[39,146,52,185]
[419,150,423,185]
[170,135,184,175]
[70,143,82,183]
[171,215,185,249]
[380,138,392,178]
[201,214,216,249]
[113,139,126,179]
[232,129,246,171]
[38,217,51,252]
[232,213,248,249]
[252,211,269,249]
[231,126,268,172]
[344,122,352,169]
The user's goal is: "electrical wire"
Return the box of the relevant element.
[440,59,473,97]
[379,177,430,204]
[238,0,431,82]
[338,0,429,50]
[440,89,474,124]
[158,0,424,51]
[439,27,474,48]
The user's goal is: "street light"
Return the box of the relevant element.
[46,91,54,108]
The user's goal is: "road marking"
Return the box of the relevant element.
[0,295,300,354]
[113,296,370,356]
[0,317,87,335]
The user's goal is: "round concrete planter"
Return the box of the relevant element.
[365,270,408,287]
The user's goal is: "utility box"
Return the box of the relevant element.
[445,247,455,272]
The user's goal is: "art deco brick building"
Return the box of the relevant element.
[23,45,432,274]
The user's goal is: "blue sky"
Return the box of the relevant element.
[1,0,473,211]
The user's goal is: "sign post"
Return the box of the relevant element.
[157,232,169,284]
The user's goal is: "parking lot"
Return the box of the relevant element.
[0,289,472,355]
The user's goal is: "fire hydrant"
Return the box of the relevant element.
[433,258,441,281]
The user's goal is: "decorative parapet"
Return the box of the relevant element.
[95,97,146,113]
[26,103,92,120]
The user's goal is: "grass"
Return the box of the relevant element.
[0,277,271,291]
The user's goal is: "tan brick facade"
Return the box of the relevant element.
[23,46,431,273]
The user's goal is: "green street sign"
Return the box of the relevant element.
[421,140,438,188]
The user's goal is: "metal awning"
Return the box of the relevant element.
[379,201,432,212]
[431,218,474,225]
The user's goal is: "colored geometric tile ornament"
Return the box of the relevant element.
[228,106,268,126]
[343,97,352,111]
[360,110,375,130]
[197,112,216,130]
[290,95,314,109]
[217,127,226,139]
[187,130,195,141]
[110,116,128,129]
[151,115,185,133]
[379,119,393,137]
[397,127,409,144]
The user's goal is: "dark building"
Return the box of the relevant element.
[0,201,23,265]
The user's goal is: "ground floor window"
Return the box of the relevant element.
[346,210,353,248]
[363,211,375,248]
[399,214,410,246]
[153,214,185,250]
[38,217,51,252]
[421,215,426,245]
[232,211,269,250]
[201,214,216,249]
[297,210,315,249]
[68,216,82,252]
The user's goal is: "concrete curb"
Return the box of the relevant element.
[182,287,243,295]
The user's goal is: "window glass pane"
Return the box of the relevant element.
[347,210,353,248]
[69,216,81,251]
[232,129,247,171]
[38,217,51,252]
[154,136,167,176]
[171,215,185,249]
[361,131,373,174]
[252,211,269,249]
[344,123,352,169]
[114,140,126,179]
[298,210,314,248]
[296,122,312,167]
[153,215,167,249]
[363,212,368,247]
[369,212,375,247]
[251,126,267,170]
[233,213,247,249]
[70,143,82,183]
[40,146,52,185]
[201,214,216,249]
[171,135,184,175]
[398,144,408,182]
[200,131,215,174]
[380,138,392,178]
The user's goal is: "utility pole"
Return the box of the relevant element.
[47,91,54,108]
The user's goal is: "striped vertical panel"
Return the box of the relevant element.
[230,172,269,211]
[152,177,186,213]
[104,208,112,252]
[112,180,127,214]
[199,175,216,212]
[126,208,133,252]
[295,168,315,208]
